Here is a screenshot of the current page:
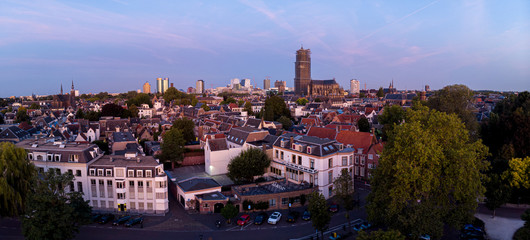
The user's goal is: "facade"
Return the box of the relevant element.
[196,80,204,94]
[274,80,287,93]
[294,47,311,95]
[308,79,343,96]
[143,82,151,94]
[269,133,355,199]
[350,79,360,95]
[87,154,169,215]
[263,78,271,90]
[156,78,169,94]
[51,82,75,109]
[17,138,104,202]
[241,78,251,88]
[230,78,240,89]
[233,180,314,211]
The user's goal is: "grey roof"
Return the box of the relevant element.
[208,138,228,151]
[244,118,262,128]
[0,126,30,140]
[90,155,160,168]
[384,93,417,100]
[196,191,228,201]
[233,180,312,196]
[311,79,339,85]
[112,132,135,142]
[177,177,220,192]
[273,133,338,157]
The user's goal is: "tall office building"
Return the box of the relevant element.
[294,47,311,95]
[263,78,270,90]
[143,82,151,93]
[230,78,240,89]
[156,78,169,94]
[196,80,204,94]
[350,79,360,95]
[241,78,251,88]
[425,85,431,92]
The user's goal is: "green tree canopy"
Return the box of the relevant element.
[427,84,478,139]
[201,104,210,111]
[101,103,124,117]
[366,106,489,239]
[172,118,196,143]
[358,116,370,132]
[357,229,405,240]
[158,128,186,169]
[227,148,271,183]
[221,97,237,105]
[277,116,292,130]
[243,101,253,115]
[127,93,152,108]
[296,98,309,106]
[504,157,530,190]
[15,107,29,123]
[21,170,91,240]
[163,87,181,103]
[378,105,406,140]
[308,191,331,240]
[221,202,239,224]
[28,103,40,109]
[377,87,384,98]
[333,168,356,231]
[0,142,36,217]
[128,104,139,118]
[84,111,101,121]
[75,109,84,119]
[263,95,291,121]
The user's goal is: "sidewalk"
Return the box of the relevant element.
[475,204,527,240]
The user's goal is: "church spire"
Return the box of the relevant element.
[60,83,63,94]
[71,80,74,91]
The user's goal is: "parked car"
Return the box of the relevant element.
[353,221,371,231]
[302,210,311,221]
[237,214,251,226]
[113,215,132,226]
[328,204,339,213]
[125,216,144,227]
[286,211,300,223]
[254,212,268,225]
[268,212,282,225]
[91,214,102,223]
[98,214,114,224]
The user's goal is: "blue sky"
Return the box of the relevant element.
[0,0,529,97]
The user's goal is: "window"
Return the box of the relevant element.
[282,198,288,205]
[349,155,353,165]
[361,159,365,165]
[310,159,315,169]
[328,186,333,197]
[342,156,347,166]
[28,153,33,160]
[130,202,136,210]
[54,155,60,162]
[107,180,113,186]
[128,170,134,177]
[100,200,106,208]
[275,150,278,158]
[91,179,96,185]
[328,171,333,184]
[355,156,359,164]
[68,169,73,175]
[69,154,79,162]
[298,156,302,165]
[328,158,333,168]
[137,170,143,178]
[146,170,152,178]
[280,151,284,160]
[76,170,82,177]
[368,154,373,160]
[117,193,126,199]
[138,202,144,210]
[368,164,374,169]
[129,181,135,187]
[69,181,75,192]
[116,182,125,189]
[138,181,144,188]
[116,169,124,177]
[99,180,104,185]
[156,192,167,199]
[147,203,153,210]
[56,168,61,175]
[156,181,167,188]
[77,182,83,192]
[108,201,114,209]
[90,169,95,176]
[106,169,112,177]
[47,154,52,161]
[97,169,103,176]
[292,155,296,163]
[269,198,276,207]
[146,181,151,188]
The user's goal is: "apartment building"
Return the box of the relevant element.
[270,133,355,199]
[87,153,169,215]
[17,138,103,201]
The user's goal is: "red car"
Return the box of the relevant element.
[237,214,251,226]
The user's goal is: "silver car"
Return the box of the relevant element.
[267,212,282,224]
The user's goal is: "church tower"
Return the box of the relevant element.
[294,46,311,95]
[70,80,75,107]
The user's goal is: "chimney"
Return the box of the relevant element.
[137,157,141,163]
[110,157,114,162]
[290,136,294,146]
[262,143,267,152]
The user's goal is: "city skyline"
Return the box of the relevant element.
[1,0,529,97]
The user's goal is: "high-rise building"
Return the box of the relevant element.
[294,47,311,95]
[230,78,240,89]
[425,85,430,92]
[263,78,270,90]
[156,78,169,94]
[143,82,151,93]
[274,80,286,93]
[350,79,360,95]
[241,78,251,88]
[196,80,204,94]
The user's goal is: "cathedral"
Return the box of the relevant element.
[294,47,343,96]
[51,81,76,109]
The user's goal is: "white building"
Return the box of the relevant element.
[269,133,355,199]
[230,78,240,89]
[350,79,360,95]
[196,80,204,94]
[87,153,169,215]
[138,104,155,119]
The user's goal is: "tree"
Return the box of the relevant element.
[314,98,322,102]
[28,103,40,109]
[101,103,124,117]
[127,93,151,108]
[227,148,271,183]
[376,87,384,98]
[128,104,139,118]
[263,95,290,121]
[84,111,101,121]
[333,168,355,232]
[308,191,331,240]
[428,84,478,139]
[201,104,210,111]
[277,116,293,130]
[505,157,530,190]
[15,107,29,123]
[359,92,366,98]
[21,170,91,240]
[357,229,405,240]
[92,140,109,154]
[191,98,198,107]
[221,97,237,105]
[378,105,405,140]
[158,128,186,169]
[0,142,36,217]
[221,202,238,224]
[485,173,511,218]
[358,116,370,132]
[243,101,253,115]
[366,106,489,239]
[296,98,309,106]
[172,118,196,143]
[163,87,181,103]
[237,100,245,106]
[75,109,84,119]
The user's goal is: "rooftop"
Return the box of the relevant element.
[233,179,312,196]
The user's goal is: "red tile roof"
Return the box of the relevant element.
[306,126,337,140]
[335,131,375,152]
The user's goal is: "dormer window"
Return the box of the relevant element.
[97,169,103,176]
[307,146,312,154]
[90,169,95,176]
[28,153,33,160]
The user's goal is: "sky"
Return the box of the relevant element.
[0,0,529,97]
